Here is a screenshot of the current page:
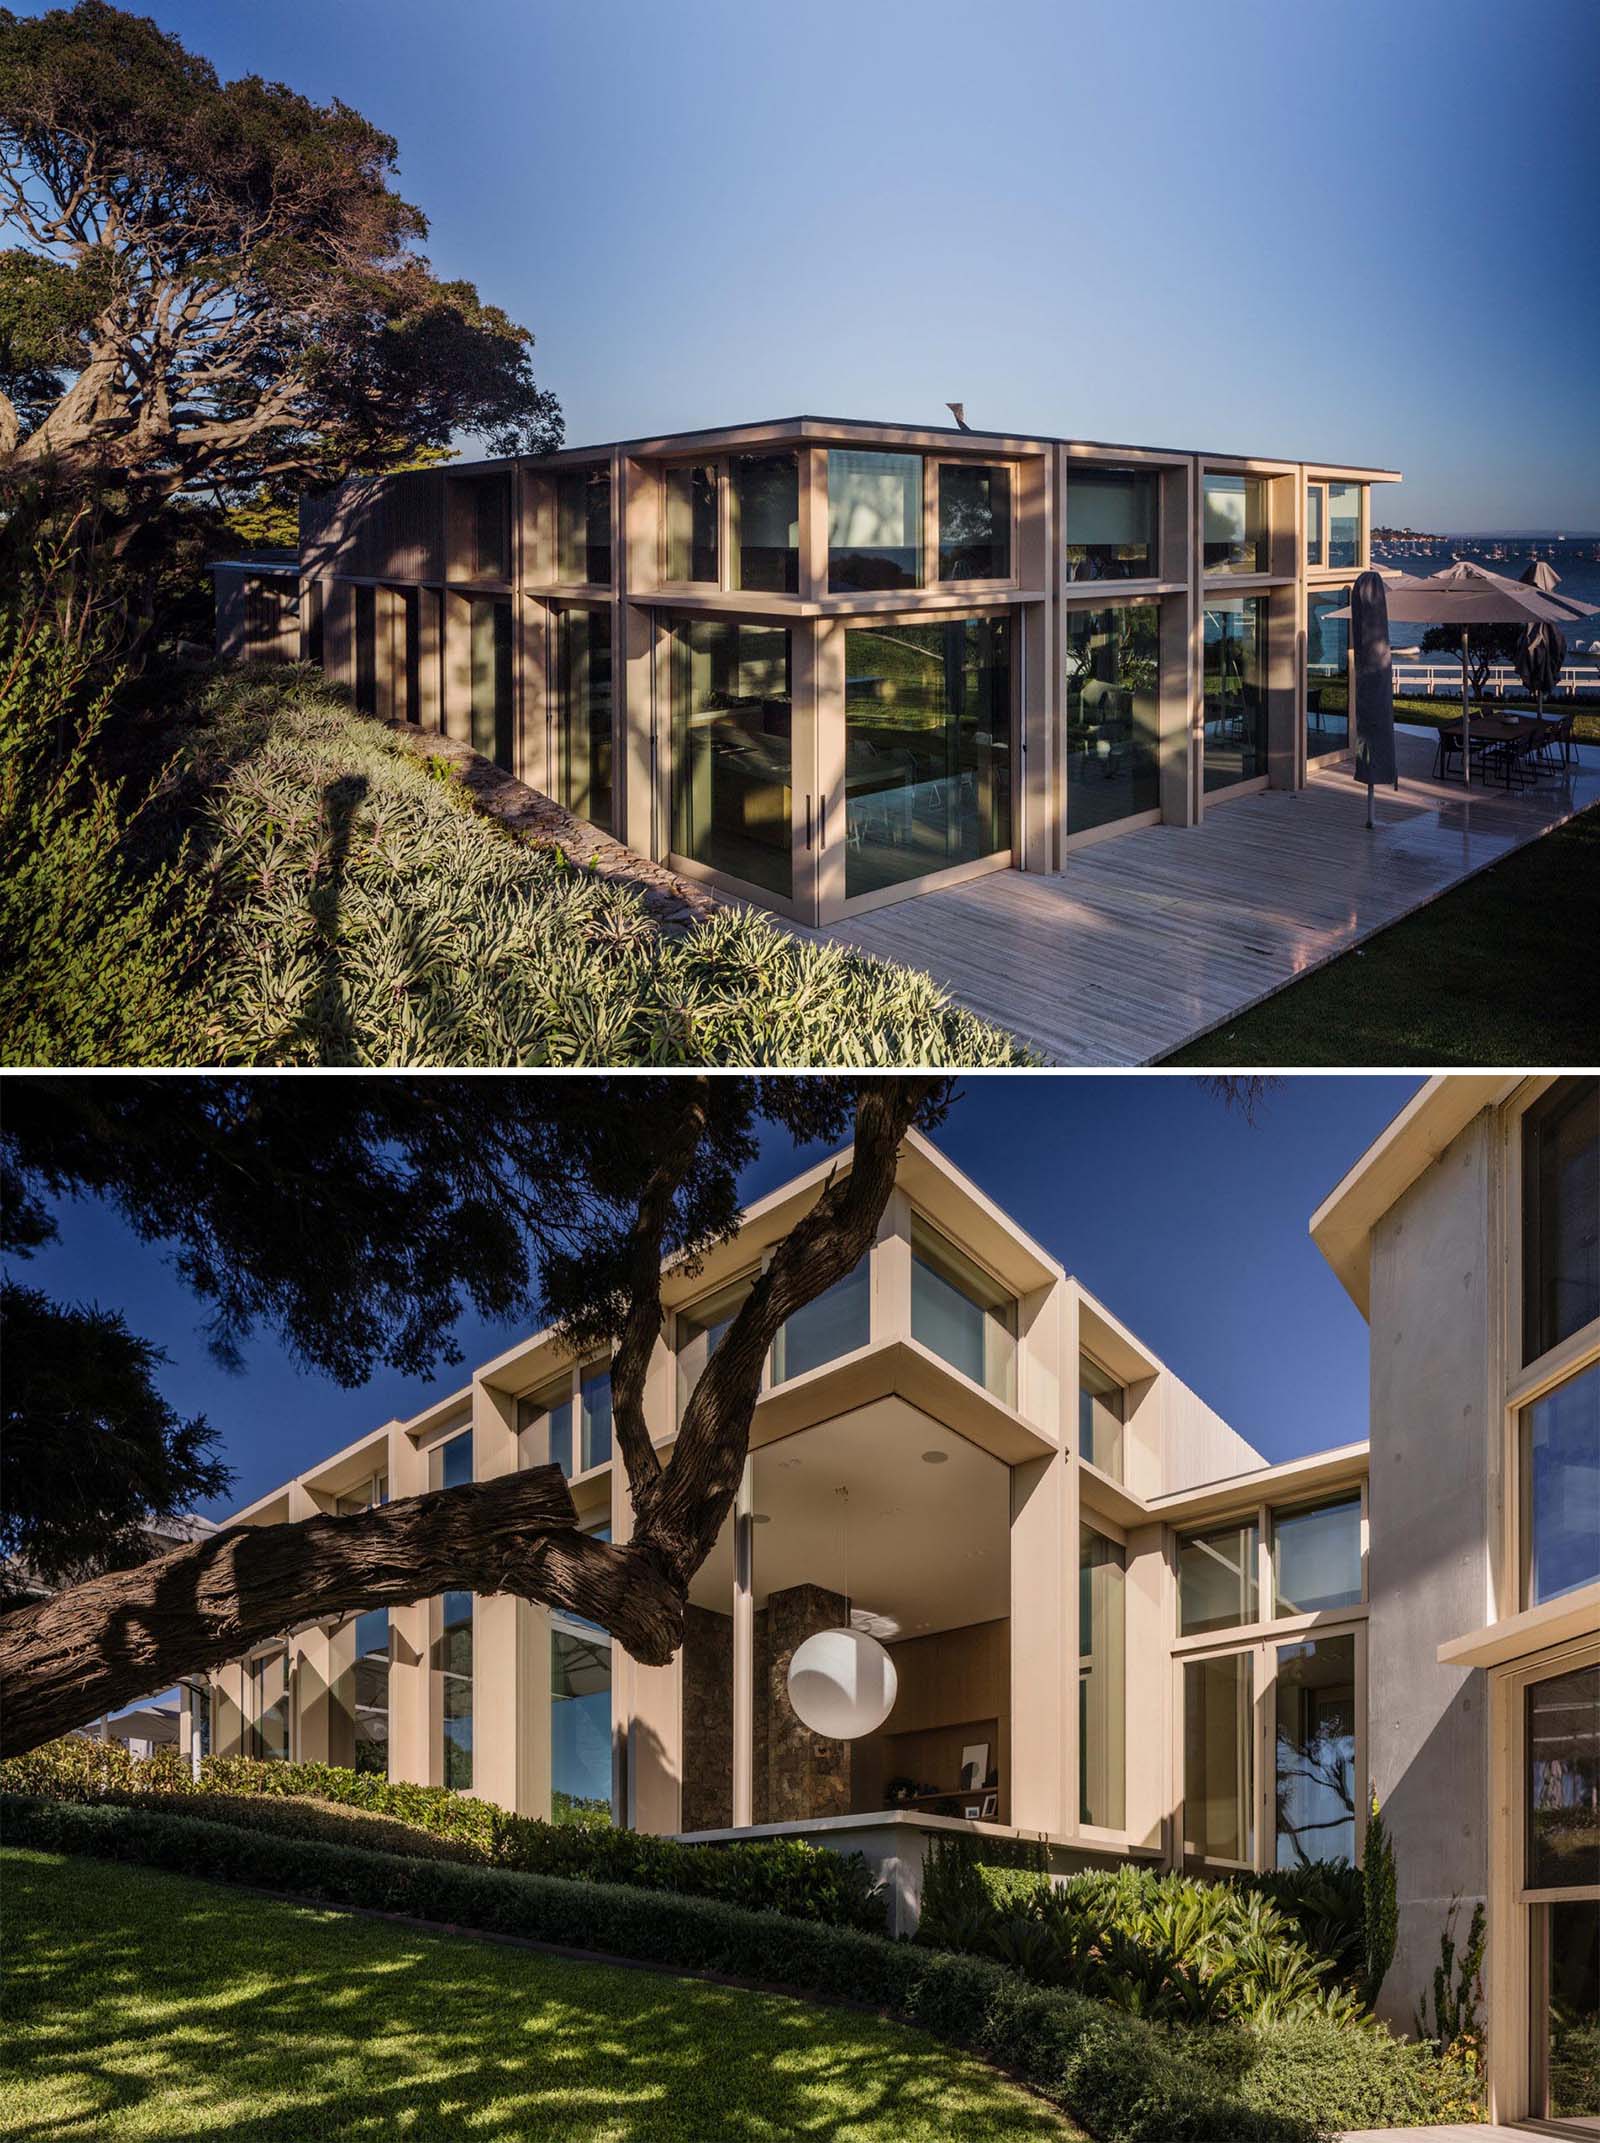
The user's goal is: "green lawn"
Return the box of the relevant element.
[1163,801,1600,1066]
[0,1849,1081,2143]
[1391,695,1600,745]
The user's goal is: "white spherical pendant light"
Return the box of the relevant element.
[787,1626,898,1740]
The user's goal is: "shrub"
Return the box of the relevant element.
[1361,1789,1399,2007]
[0,1743,883,1932]
[2,1793,1324,2143]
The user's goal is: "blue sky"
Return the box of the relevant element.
[47,0,1600,529]
[11,1075,1420,1518]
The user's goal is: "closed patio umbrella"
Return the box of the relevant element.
[1516,559,1568,724]
[1350,570,1397,826]
[1331,560,1597,787]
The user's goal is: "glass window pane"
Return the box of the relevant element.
[351,1608,389,1777]
[556,607,613,834]
[670,617,792,899]
[1307,589,1351,760]
[1064,602,1161,835]
[1274,1634,1356,1867]
[1527,1665,1600,1890]
[1523,1361,1600,1607]
[666,463,718,583]
[1202,595,1268,791]
[1274,1496,1362,1615]
[1180,1522,1259,1634]
[469,596,513,771]
[1306,485,1324,569]
[732,453,798,593]
[844,618,1011,899]
[772,1256,870,1385]
[1080,1524,1126,1830]
[1066,469,1158,582]
[938,463,1011,581]
[557,467,611,585]
[828,450,922,592]
[1327,485,1362,570]
[518,1375,574,1478]
[354,585,376,717]
[250,1648,289,1762]
[1184,1651,1254,1865]
[580,1363,612,1472]
[438,1589,472,1790]
[473,477,511,581]
[909,1214,1016,1404]
[1079,1353,1125,1479]
[1523,1079,1600,1364]
[677,1273,755,1415]
[552,1625,613,1818]
[431,1429,473,1492]
[1203,473,1269,574]
[1539,1899,1600,2126]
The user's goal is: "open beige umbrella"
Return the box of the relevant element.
[1331,561,1597,787]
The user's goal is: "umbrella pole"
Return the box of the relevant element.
[1460,627,1471,789]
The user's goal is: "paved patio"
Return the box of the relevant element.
[813,727,1600,1064]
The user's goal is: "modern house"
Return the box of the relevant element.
[212,416,1397,925]
[189,1076,1598,2133]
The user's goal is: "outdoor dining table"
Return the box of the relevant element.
[1433,712,1550,790]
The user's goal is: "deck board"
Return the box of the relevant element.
[805,731,1599,1064]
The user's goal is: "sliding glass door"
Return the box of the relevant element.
[555,606,613,833]
[1525,1661,1599,2133]
[668,616,796,905]
[1203,596,1268,793]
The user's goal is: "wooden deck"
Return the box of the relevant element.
[811,730,1600,1065]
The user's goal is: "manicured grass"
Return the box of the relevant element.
[1164,801,1600,1066]
[0,1849,1081,2143]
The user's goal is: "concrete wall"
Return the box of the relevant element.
[1366,1107,1497,2030]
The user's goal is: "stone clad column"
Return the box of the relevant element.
[764,1583,851,1821]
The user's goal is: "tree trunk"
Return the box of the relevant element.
[0,1467,686,1758]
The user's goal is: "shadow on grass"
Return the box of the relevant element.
[1,1850,1074,2143]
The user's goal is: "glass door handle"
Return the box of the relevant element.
[805,795,813,850]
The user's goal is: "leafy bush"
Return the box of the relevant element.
[0,600,209,1066]
[1361,1789,1399,2006]
[0,1743,883,1932]
[176,669,1031,1068]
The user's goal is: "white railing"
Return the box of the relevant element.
[1392,661,1600,701]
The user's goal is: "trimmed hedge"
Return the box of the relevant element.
[3,1793,1319,2143]
[0,1742,883,1932]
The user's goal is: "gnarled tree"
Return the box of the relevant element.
[0,1074,947,1755]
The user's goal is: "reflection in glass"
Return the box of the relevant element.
[438,1589,473,1789]
[1539,1899,1600,2126]
[519,1375,573,1478]
[354,584,376,716]
[1307,589,1351,758]
[1203,595,1268,791]
[772,1256,870,1384]
[557,606,613,832]
[938,463,1011,580]
[1184,1651,1254,1865]
[666,463,719,583]
[910,1214,1016,1403]
[350,1608,390,1776]
[1274,1634,1356,1867]
[1523,1078,1599,1365]
[470,596,514,771]
[250,1648,289,1761]
[1180,1522,1259,1635]
[1523,1362,1600,1607]
[1079,1354,1125,1479]
[1066,469,1158,581]
[1203,474,1269,574]
[1527,1665,1599,1890]
[829,450,922,591]
[473,477,512,581]
[557,467,612,584]
[1306,485,1325,569]
[580,1363,612,1471]
[677,1274,755,1414]
[670,618,792,898]
[1080,1524,1126,1830]
[844,618,1011,898]
[732,453,799,593]
[552,1622,613,1819]
[1065,603,1161,834]
[431,1429,473,1493]
[1327,485,1362,570]
[1274,1496,1362,1615]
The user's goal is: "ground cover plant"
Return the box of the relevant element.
[1163,800,1600,1067]
[1,1847,1079,2143]
[4,1794,1484,2139]
[1,633,1031,1067]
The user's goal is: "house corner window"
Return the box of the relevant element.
[1079,1523,1126,1830]
[1523,1078,1599,1366]
[1079,1353,1125,1479]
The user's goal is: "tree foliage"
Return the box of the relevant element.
[1420,621,1524,696]
[0,2,562,537]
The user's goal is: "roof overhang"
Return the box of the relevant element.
[1310,1077,1516,1316]
[1438,1580,1600,1670]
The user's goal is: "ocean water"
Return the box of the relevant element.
[1372,535,1600,655]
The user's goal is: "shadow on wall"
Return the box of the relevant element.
[1376,1685,1488,2038]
